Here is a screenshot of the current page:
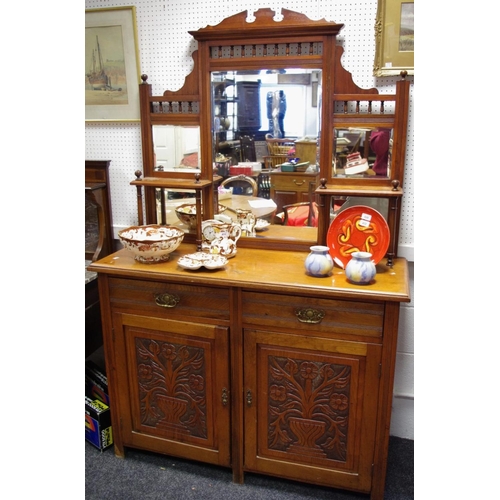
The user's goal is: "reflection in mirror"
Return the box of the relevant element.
[333,127,393,179]
[153,125,201,173]
[332,196,389,222]
[210,69,321,239]
[156,188,276,235]
[211,69,321,168]
[155,188,196,230]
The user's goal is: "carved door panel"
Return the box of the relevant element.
[243,329,382,493]
[114,313,231,466]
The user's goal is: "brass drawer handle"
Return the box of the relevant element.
[155,293,180,308]
[295,308,325,324]
[293,179,305,186]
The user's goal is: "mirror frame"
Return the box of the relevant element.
[138,8,410,258]
[138,51,205,225]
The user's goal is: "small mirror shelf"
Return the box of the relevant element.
[333,127,393,179]
[153,125,201,174]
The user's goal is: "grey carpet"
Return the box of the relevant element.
[86,436,413,499]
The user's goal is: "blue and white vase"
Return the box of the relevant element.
[305,245,334,277]
[345,251,376,284]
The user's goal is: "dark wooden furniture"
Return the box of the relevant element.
[236,81,261,132]
[85,266,103,358]
[85,160,114,261]
[85,160,113,358]
[89,245,410,500]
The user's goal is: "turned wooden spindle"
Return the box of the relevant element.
[134,171,144,225]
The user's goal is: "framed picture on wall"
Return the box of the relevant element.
[373,0,414,77]
[85,6,141,122]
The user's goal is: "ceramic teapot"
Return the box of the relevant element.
[201,219,242,258]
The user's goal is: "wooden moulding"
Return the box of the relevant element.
[189,8,344,41]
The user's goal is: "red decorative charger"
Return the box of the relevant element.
[327,205,390,269]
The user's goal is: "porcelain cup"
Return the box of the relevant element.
[236,209,256,237]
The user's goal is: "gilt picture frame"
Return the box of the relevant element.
[374,0,414,77]
[85,6,141,122]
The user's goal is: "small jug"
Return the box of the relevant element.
[304,245,334,277]
[236,209,256,237]
[201,219,242,258]
[345,251,376,284]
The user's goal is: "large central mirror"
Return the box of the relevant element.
[154,67,324,242]
[210,68,321,239]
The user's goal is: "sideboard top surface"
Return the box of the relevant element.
[89,245,410,303]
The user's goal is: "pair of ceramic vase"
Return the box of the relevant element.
[305,245,376,284]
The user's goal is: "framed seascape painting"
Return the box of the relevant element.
[374,0,414,77]
[85,6,141,122]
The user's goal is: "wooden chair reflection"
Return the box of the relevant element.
[220,174,258,196]
[277,181,318,227]
[263,137,295,169]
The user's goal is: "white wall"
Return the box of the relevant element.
[85,0,414,440]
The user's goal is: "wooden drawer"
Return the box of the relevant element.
[241,291,384,338]
[108,277,230,322]
[271,173,315,192]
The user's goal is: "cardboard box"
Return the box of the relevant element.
[85,360,110,405]
[85,396,113,451]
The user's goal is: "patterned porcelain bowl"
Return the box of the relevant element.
[175,203,227,229]
[118,225,184,263]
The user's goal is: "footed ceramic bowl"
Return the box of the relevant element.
[175,203,227,229]
[118,225,184,263]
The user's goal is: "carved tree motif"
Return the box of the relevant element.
[135,338,207,438]
[268,356,351,462]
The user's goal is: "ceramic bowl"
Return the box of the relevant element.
[175,203,227,229]
[118,225,184,263]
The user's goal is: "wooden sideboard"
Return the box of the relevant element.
[89,244,409,499]
[269,171,319,214]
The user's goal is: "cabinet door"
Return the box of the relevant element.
[243,329,381,493]
[113,312,231,466]
[271,188,298,214]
